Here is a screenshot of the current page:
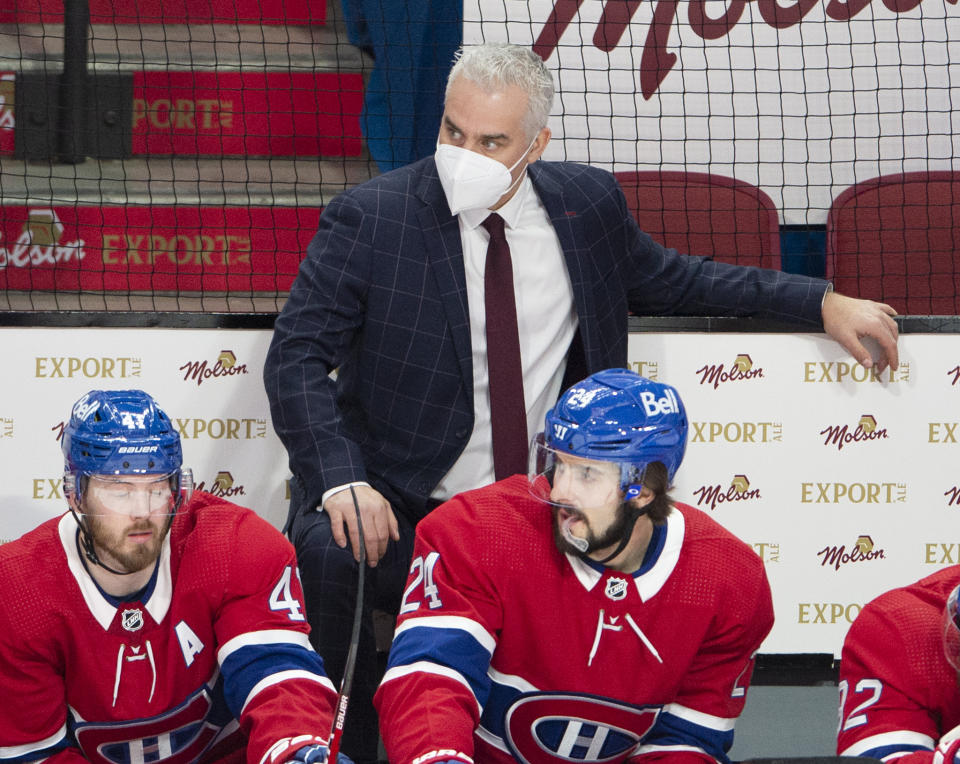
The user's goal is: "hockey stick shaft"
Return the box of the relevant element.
[327,485,366,764]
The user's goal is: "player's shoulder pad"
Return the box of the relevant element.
[175,493,294,566]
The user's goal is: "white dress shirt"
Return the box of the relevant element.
[432,173,578,500]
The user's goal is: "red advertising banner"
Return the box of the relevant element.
[0,205,321,292]
[0,71,363,158]
[0,73,13,156]
[132,71,363,157]
[4,0,324,25]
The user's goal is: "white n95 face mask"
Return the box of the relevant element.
[435,135,538,215]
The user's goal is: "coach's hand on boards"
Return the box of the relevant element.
[821,290,899,374]
[324,484,399,566]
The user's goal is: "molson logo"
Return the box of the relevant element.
[800,481,906,504]
[0,208,86,271]
[817,534,885,570]
[803,361,909,383]
[629,360,659,380]
[821,414,888,451]
[195,470,247,498]
[691,474,761,511]
[180,350,249,386]
[530,0,938,99]
[173,416,266,439]
[752,542,780,563]
[35,355,142,378]
[696,354,764,389]
[691,421,782,442]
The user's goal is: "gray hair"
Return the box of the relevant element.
[446,43,555,140]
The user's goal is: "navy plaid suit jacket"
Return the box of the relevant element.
[265,158,828,526]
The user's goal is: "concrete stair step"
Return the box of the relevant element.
[0,155,376,206]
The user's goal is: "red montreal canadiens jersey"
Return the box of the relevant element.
[374,475,773,764]
[0,493,337,764]
[837,566,960,763]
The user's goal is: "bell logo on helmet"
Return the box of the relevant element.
[639,388,679,416]
[72,395,100,422]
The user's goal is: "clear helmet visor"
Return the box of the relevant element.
[528,435,647,554]
[70,468,194,517]
[943,585,960,671]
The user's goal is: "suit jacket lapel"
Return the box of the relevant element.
[415,165,474,394]
[529,163,599,370]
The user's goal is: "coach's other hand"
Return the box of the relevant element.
[324,485,399,567]
[822,290,899,374]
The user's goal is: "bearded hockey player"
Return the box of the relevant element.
[0,389,351,764]
[374,368,773,764]
[838,567,960,763]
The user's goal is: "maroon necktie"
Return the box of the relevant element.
[482,213,528,480]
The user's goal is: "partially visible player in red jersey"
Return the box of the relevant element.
[838,566,960,764]
[0,389,352,764]
[374,368,774,764]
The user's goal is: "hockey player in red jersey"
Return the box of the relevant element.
[837,566,960,763]
[0,389,352,764]
[374,368,774,764]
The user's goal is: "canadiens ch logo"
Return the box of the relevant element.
[604,577,629,601]
[504,693,660,764]
[74,687,222,764]
[121,608,144,632]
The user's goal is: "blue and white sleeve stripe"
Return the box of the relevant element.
[840,730,935,760]
[636,702,736,764]
[218,629,335,717]
[0,722,70,764]
[383,615,496,707]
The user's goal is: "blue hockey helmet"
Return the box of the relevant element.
[529,369,689,563]
[542,368,688,484]
[62,389,193,507]
[63,389,183,476]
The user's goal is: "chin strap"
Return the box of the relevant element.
[589,506,646,566]
[70,506,138,577]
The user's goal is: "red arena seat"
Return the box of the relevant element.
[614,171,781,269]
[826,171,960,315]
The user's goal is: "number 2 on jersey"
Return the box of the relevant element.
[399,551,443,614]
[838,678,883,732]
